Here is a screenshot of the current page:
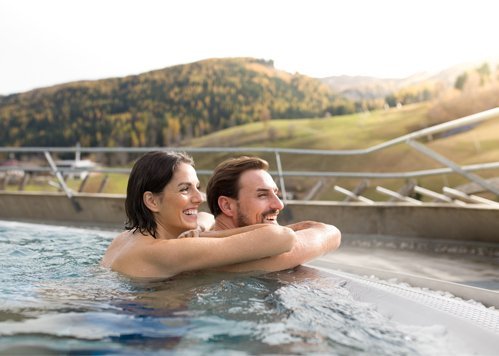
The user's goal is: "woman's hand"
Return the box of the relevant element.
[197,212,215,232]
[177,228,202,238]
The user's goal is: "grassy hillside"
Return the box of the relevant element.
[184,102,499,201]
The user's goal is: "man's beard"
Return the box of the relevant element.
[235,204,279,227]
[236,210,253,227]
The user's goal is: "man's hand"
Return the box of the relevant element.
[286,221,318,231]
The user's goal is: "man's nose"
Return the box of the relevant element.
[271,193,284,210]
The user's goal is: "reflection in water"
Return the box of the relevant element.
[0,221,453,354]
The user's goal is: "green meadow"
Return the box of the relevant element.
[186,102,499,201]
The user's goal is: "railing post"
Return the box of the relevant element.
[75,142,81,163]
[44,151,82,212]
[18,172,30,191]
[274,151,288,203]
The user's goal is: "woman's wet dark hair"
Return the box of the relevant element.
[125,151,194,238]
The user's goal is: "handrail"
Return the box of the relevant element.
[1,161,498,179]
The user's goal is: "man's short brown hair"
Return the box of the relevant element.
[206,156,269,216]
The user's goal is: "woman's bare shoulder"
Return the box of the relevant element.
[102,230,149,267]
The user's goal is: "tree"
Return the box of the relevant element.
[385,94,397,108]
[476,62,491,86]
[454,72,468,91]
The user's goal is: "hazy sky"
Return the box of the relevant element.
[1,0,497,95]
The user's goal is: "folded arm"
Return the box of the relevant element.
[178,220,269,239]
[217,221,341,273]
[117,224,296,278]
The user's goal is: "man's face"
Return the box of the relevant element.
[234,169,284,227]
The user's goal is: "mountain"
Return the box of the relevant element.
[0,57,351,147]
[320,75,403,100]
[1,56,497,149]
[320,59,499,101]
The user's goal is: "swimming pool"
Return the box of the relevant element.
[1,220,498,354]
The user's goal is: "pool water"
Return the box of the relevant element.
[0,220,492,354]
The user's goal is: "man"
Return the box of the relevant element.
[204,156,341,272]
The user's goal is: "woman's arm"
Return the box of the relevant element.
[136,224,296,278]
[178,223,270,239]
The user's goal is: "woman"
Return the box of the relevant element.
[101,151,296,279]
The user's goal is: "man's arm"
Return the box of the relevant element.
[217,221,341,273]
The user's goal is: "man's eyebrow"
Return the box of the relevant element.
[256,187,279,192]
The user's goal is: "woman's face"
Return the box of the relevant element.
[155,162,203,237]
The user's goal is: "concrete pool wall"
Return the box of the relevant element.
[1,191,498,243]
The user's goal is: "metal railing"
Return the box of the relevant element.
[1,107,498,208]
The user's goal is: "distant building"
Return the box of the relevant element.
[55,159,96,180]
[0,159,25,179]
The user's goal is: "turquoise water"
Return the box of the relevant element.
[0,220,455,355]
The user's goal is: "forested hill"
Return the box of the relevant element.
[0,57,352,147]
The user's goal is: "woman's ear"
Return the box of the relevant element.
[143,191,160,212]
[218,196,235,217]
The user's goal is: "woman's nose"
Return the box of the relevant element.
[193,188,204,203]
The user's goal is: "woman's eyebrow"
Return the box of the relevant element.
[177,182,199,187]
